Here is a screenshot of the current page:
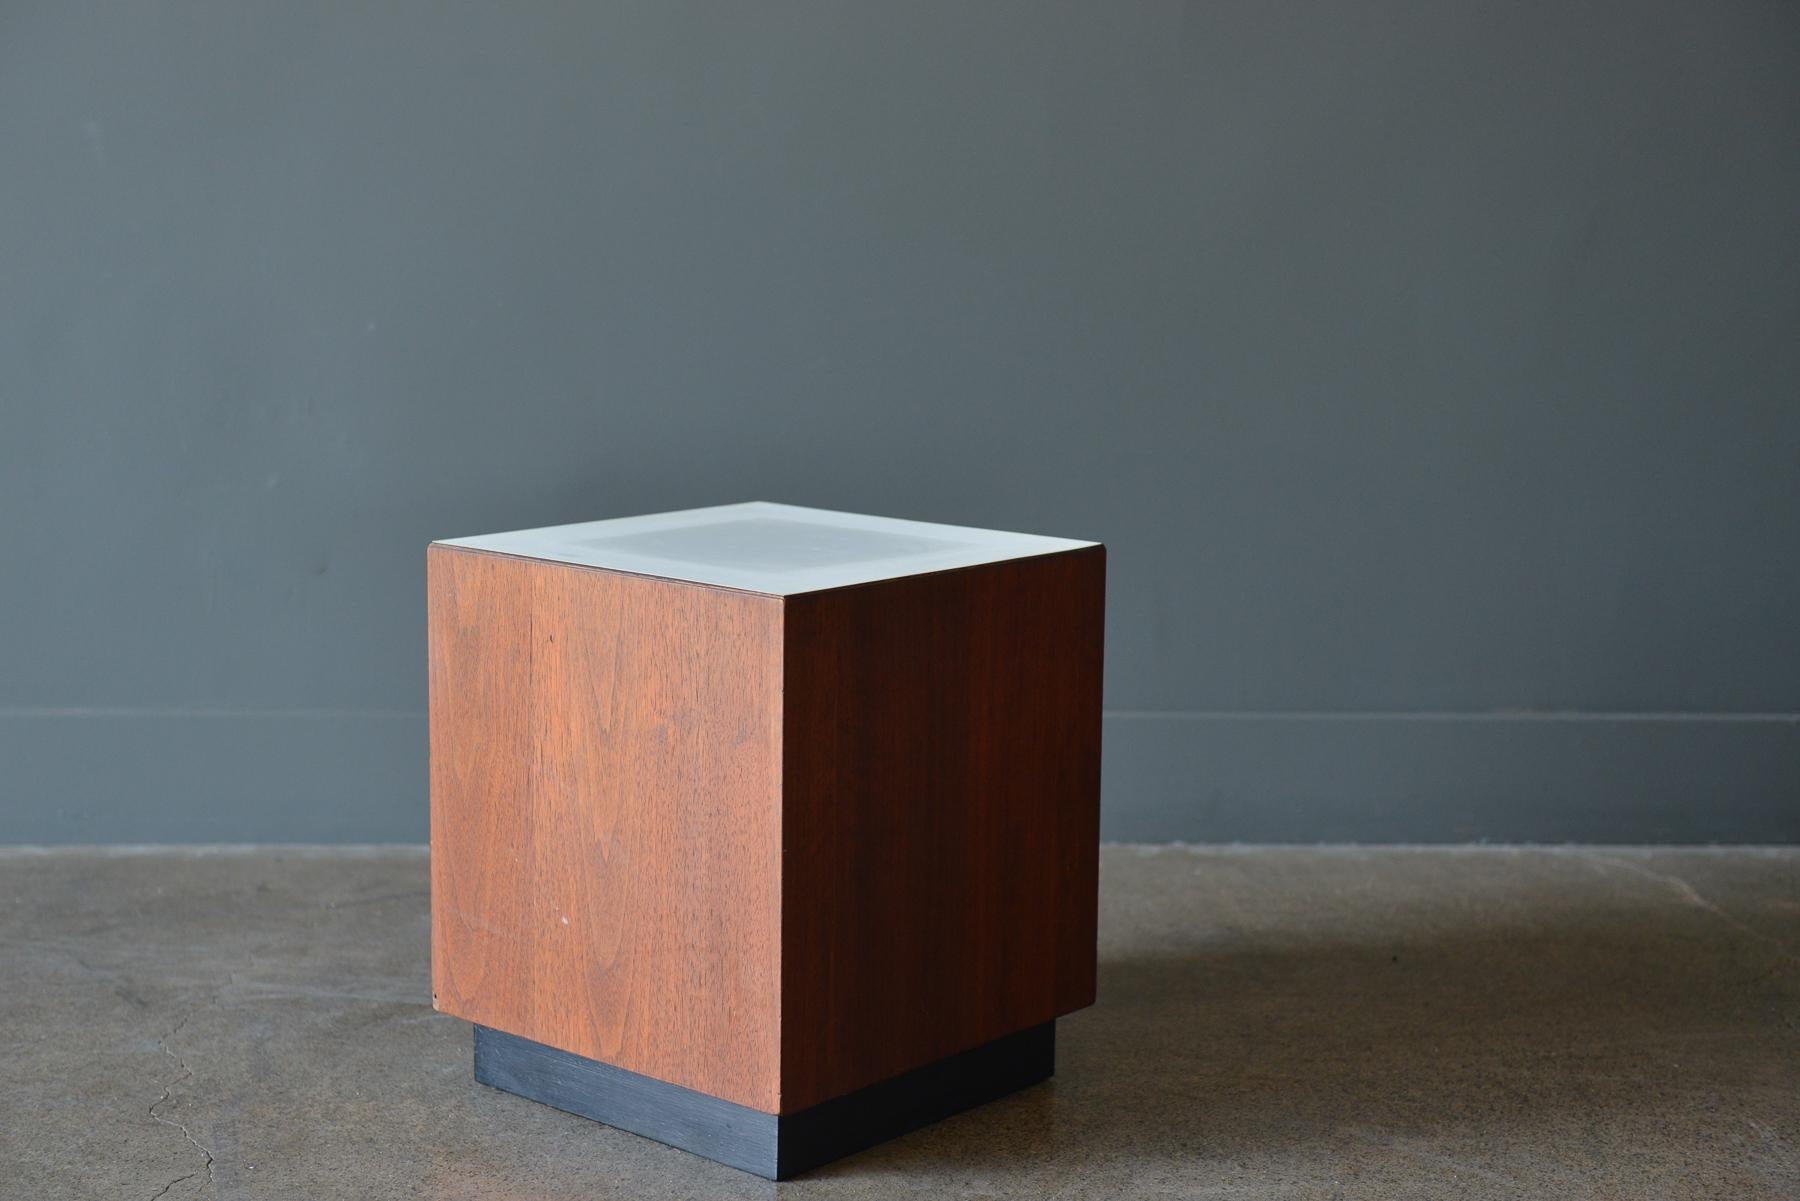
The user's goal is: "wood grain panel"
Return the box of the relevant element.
[429,545,785,1111]
[778,546,1105,1112]
[429,548,534,1031]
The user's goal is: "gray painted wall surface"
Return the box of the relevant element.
[3,2,1796,843]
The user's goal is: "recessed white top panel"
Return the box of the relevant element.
[436,502,1098,596]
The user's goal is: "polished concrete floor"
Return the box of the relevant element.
[2,845,1795,1199]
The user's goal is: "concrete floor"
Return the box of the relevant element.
[1,846,1795,1200]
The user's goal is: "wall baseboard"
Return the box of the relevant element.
[0,711,426,844]
[1103,712,1800,844]
[1,710,1794,844]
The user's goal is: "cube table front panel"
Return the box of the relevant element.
[428,545,785,1111]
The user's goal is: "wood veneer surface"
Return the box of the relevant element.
[428,545,785,1111]
[778,547,1105,1112]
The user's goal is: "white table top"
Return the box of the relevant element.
[435,502,1098,596]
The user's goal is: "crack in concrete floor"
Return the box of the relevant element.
[148,1008,217,1197]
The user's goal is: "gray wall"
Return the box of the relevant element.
[3,2,1797,844]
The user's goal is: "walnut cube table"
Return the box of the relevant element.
[427,502,1105,1178]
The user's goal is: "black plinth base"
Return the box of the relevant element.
[473,1021,1056,1180]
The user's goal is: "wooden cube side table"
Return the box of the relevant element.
[428,502,1104,1179]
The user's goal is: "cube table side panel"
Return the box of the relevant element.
[428,546,786,1112]
[778,546,1105,1112]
